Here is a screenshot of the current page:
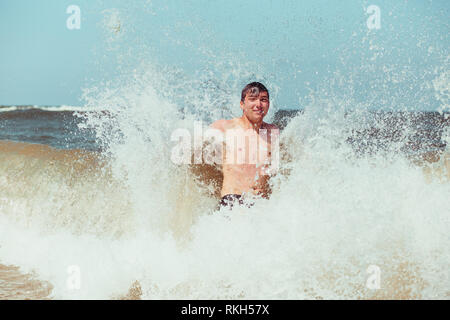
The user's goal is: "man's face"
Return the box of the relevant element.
[240,90,270,123]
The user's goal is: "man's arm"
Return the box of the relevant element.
[209,119,227,132]
[203,120,228,167]
[265,123,279,131]
[260,122,280,177]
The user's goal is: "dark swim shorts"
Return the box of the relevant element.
[218,194,254,210]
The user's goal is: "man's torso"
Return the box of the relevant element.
[213,118,278,198]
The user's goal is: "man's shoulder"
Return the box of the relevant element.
[210,118,239,132]
[263,122,279,130]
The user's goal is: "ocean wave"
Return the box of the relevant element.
[0,105,107,113]
[0,126,449,299]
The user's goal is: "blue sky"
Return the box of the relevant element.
[0,0,448,110]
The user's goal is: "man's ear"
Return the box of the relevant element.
[240,100,244,111]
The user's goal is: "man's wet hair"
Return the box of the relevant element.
[241,82,269,102]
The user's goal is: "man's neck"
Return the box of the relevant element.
[239,115,264,132]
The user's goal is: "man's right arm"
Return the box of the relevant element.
[204,120,227,167]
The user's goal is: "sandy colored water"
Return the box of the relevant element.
[0,140,448,299]
[0,263,145,299]
[0,255,444,300]
[0,264,52,299]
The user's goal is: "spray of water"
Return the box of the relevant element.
[0,1,449,299]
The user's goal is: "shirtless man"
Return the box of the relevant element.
[209,82,279,209]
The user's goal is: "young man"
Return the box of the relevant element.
[209,82,279,209]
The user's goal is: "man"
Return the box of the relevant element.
[209,82,279,209]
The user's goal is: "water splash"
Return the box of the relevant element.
[0,1,449,299]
